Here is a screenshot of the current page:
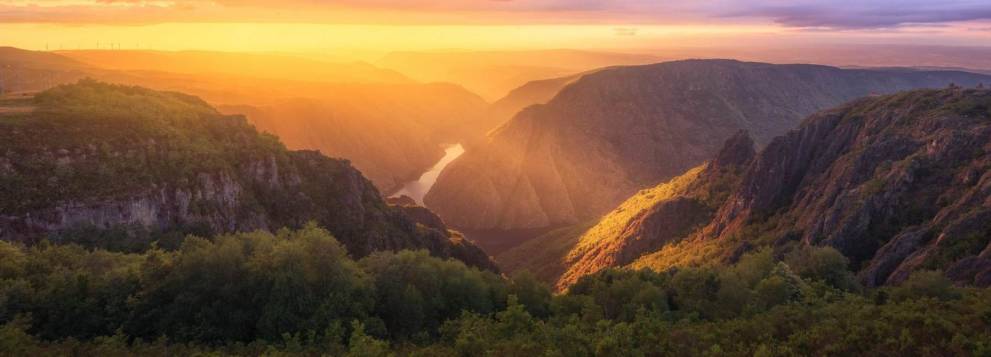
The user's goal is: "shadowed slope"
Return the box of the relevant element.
[427,60,991,232]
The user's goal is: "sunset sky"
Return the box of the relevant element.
[1,1,989,55]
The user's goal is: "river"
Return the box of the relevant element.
[390,144,465,206]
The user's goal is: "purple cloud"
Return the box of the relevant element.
[717,0,991,29]
[0,0,989,29]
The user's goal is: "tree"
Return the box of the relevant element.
[346,321,392,357]
[785,246,859,292]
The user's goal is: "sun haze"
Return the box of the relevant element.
[3,1,991,355]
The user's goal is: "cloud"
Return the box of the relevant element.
[0,0,989,29]
[717,0,991,29]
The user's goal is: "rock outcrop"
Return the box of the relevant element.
[598,88,991,288]
[426,60,991,231]
[706,88,991,287]
[0,80,496,271]
[508,89,991,289]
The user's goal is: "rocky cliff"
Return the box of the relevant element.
[561,88,991,288]
[426,60,991,231]
[0,80,496,271]
[703,88,991,287]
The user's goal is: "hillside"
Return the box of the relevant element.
[377,49,662,100]
[0,47,91,92]
[530,88,991,289]
[0,80,496,270]
[426,60,991,233]
[481,73,585,139]
[214,82,488,191]
[0,47,489,192]
[58,50,410,84]
[38,50,492,192]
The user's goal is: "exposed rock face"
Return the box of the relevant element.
[515,90,991,289]
[0,81,496,271]
[704,88,991,287]
[426,60,991,231]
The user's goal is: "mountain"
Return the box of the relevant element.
[696,87,991,287]
[522,88,991,289]
[30,49,491,192]
[481,73,585,139]
[213,82,488,191]
[377,49,662,100]
[58,50,410,84]
[0,80,496,271]
[426,60,991,234]
[0,47,91,93]
[552,132,756,288]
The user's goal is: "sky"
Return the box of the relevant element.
[0,0,989,54]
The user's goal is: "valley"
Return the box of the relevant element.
[3,5,991,350]
[390,143,465,205]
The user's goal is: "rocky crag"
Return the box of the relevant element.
[547,88,991,288]
[427,60,991,232]
[0,80,496,271]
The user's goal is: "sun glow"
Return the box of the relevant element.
[0,22,787,57]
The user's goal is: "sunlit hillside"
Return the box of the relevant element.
[2,0,991,355]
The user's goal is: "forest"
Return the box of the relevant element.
[2,224,989,356]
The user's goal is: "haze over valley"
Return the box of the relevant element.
[2,1,991,355]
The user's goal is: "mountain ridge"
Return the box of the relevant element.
[0,80,496,271]
[426,59,991,233]
[538,88,991,289]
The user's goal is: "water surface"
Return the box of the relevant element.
[391,144,464,206]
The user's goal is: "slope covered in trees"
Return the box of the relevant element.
[0,80,495,269]
[1,229,989,355]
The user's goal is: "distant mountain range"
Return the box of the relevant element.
[0,47,494,192]
[502,88,991,289]
[377,49,664,101]
[426,60,991,233]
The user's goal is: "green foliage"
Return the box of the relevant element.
[360,250,507,341]
[568,268,670,321]
[753,263,808,309]
[0,79,287,214]
[890,270,962,302]
[943,90,991,117]
[1,229,990,356]
[508,271,553,318]
[929,231,991,268]
[125,224,375,343]
[785,246,860,292]
[346,321,393,357]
